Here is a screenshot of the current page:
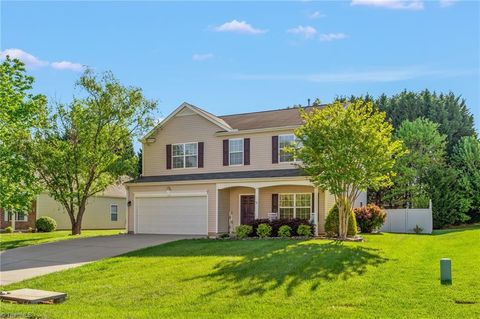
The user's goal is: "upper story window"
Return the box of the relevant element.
[279,134,297,163]
[172,142,198,168]
[229,138,244,165]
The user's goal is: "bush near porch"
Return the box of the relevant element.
[245,218,314,237]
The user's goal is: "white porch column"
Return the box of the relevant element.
[314,188,319,236]
[254,187,260,219]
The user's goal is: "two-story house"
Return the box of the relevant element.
[125,102,366,237]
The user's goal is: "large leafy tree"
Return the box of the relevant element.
[376,90,476,154]
[0,57,47,214]
[382,118,447,208]
[31,70,156,234]
[295,100,404,239]
[451,136,480,222]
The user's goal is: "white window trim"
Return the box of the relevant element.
[4,211,28,222]
[278,134,298,163]
[110,204,118,222]
[229,138,244,166]
[279,193,312,219]
[172,142,199,169]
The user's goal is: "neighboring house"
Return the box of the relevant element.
[1,184,127,230]
[126,102,365,236]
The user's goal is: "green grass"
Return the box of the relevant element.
[1,226,479,319]
[0,229,124,251]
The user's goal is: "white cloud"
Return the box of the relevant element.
[192,53,214,61]
[213,20,267,34]
[51,61,85,72]
[308,11,326,19]
[319,33,348,42]
[439,0,457,7]
[0,48,48,68]
[233,66,476,83]
[0,48,85,72]
[351,0,424,10]
[288,26,318,39]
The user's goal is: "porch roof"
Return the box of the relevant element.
[129,169,305,183]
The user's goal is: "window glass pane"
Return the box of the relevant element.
[111,205,118,213]
[280,208,294,219]
[185,143,197,155]
[279,194,294,207]
[172,144,184,156]
[279,135,295,163]
[16,212,27,221]
[172,156,184,168]
[185,155,198,168]
[295,194,311,207]
[229,152,243,165]
[296,207,311,220]
[229,139,243,153]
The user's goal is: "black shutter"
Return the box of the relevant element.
[198,142,204,168]
[244,138,250,165]
[272,194,279,213]
[223,139,229,166]
[166,144,172,169]
[311,192,315,213]
[272,136,279,164]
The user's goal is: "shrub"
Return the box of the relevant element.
[4,226,13,233]
[413,225,424,234]
[235,224,252,239]
[246,218,314,237]
[278,225,292,238]
[297,224,312,237]
[218,233,230,239]
[35,216,57,232]
[256,223,272,238]
[354,204,387,233]
[325,204,357,237]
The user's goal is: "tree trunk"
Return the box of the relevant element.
[337,196,350,240]
[71,204,86,235]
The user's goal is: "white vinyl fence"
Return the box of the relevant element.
[380,201,433,234]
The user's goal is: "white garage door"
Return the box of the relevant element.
[135,195,208,235]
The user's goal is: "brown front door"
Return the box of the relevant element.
[240,195,255,224]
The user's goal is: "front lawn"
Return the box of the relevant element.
[1,226,479,318]
[0,229,124,251]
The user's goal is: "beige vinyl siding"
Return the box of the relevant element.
[217,189,230,233]
[36,193,126,230]
[127,183,216,234]
[143,113,297,176]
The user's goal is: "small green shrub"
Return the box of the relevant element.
[413,225,424,234]
[35,216,57,232]
[4,226,13,233]
[325,204,357,237]
[256,223,272,238]
[278,225,292,238]
[354,204,386,233]
[235,224,252,239]
[218,233,230,239]
[297,224,312,237]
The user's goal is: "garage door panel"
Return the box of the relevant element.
[136,196,207,235]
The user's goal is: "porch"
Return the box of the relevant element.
[216,180,336,235]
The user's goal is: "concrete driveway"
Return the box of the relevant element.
[0,234,196,285]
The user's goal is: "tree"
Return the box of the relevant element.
[0,57,47,219]
[451,136,480,222]
[31,70,156,235]
[376,90,476,154]
[383,118,447,208]
[294,100,404,239]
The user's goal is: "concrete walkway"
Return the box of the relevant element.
[0,234,195,285]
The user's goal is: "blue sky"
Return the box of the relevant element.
[1,0,479,137]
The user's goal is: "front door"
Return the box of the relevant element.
[240,195,255,224]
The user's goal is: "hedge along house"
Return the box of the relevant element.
[1,183,127,231]
[126,102,366,237]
